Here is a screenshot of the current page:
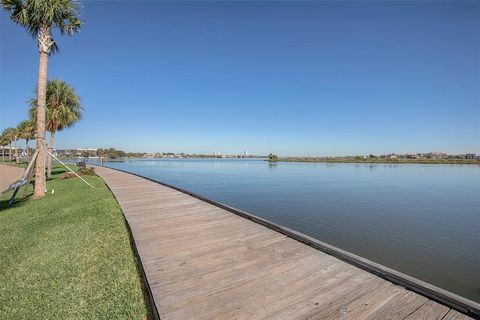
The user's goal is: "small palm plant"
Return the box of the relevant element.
[2,0,82,198]
[30,79,83,179]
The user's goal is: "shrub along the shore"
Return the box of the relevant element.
[0,164,151,319]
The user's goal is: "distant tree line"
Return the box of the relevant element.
[96,148,145,159]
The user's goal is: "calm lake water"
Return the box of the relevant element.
[90,158,480,303]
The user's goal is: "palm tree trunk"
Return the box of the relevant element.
[1,146,4,162]
[9,142,12,162]
[33,45,49,199]
[14,138,19,163]
[26,139,30,162]
[47,131,55,179]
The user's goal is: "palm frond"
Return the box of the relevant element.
[29,78,83,133]
[2,0,82,50]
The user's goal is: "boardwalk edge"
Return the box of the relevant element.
[102,180,161,320]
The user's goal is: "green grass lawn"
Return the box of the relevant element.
[0,163,151,319]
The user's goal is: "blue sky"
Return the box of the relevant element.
[1,1,479,156]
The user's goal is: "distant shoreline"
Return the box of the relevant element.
[272,158,480,165]
[57,156,480,165]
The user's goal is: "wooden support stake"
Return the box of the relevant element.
[46,150,94,189]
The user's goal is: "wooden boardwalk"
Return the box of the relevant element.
[94,165,477,320]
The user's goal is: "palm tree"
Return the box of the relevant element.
[30,79,83,179]
[17,119,36,160]
[0,130,11,162]
[1,128,15,162]
[2,0,82,199]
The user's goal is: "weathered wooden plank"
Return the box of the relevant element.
[303,277,392,320]
[404,300,449,319]
[231,259,355,320]
[442,309,475,320]
[332,281,407,319]
[259,272,379,320]
[368,291,428,319]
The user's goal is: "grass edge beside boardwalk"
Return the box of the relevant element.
[0,163,152,319]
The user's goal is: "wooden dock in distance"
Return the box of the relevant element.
[93,165,478,320]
